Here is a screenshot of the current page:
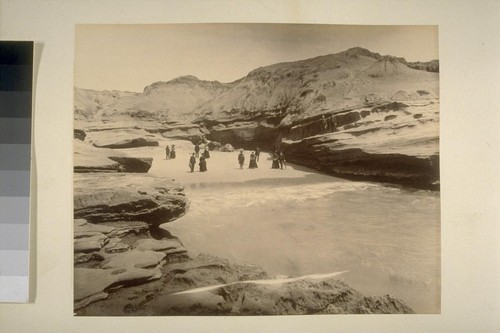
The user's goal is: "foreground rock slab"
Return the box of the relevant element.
[74,173,188,225]
[74,139,153,173]
[75,253,414,315]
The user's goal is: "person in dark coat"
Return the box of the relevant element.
[203,147,210,159]
[165,145,171,160]
[279,151,286,169]
[199,155,207,172]
[249,152,258,169]
[271,151,280,169]
[194,143,200,158]
[189,153,196,172]
[170,145,176,159]
[238,150,245,169]
[255,147,261,162]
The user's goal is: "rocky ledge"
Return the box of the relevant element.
[74,173,414,315]
[74,139,153,173]
[198,101,439,189]
[281,101,439,190]
[74,174,188,225]
[75,250,414,315]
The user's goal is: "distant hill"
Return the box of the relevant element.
[74,47,438,124]
[194,47,438,125]
[74,76,231,121]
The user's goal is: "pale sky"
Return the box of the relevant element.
[75,24,438,92]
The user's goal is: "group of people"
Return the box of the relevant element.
[238,150,259,169]
[189,153,207,172]
[165,144,176,159]
[190,143,210,172]
[165,142,287,173]
[271,150,286,169]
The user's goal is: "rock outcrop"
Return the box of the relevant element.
[73,172,415,316]
[74,174,188,225]
[74,140,153,173]
[74,48,439,189]
[75,252,414,316]
[281,101,439,189]
[148,123,209,144]
[93,137,159,149]
[73,173,190,311]
[74,129,86,141]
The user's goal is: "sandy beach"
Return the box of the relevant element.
[145,139,336,185]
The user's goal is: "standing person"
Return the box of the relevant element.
[249,152,258,169]
[165,145,171,160]
[170,145,176,159]
[203,147,210,159]
[194,143,200,158]
[271,151,280,169]
[238,150,245,169]
[189,153,196,172]
[199,155,207,172]
[255,147,261,162]
[279,151,286,170]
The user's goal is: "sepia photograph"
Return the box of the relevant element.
[73,24,440,315]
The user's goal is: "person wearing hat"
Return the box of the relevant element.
[249,151,258,169]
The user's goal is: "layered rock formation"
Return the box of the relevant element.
[74,139,153,173]
[75,48,439,190]
[75,250,414,316]
[281,101,440,189]
[74,174,188,225]
[73,173,190,310]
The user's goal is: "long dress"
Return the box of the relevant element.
[271,153,280,169]
[170,147,176,159]
[249,154,258,169]
[199,156,207,172]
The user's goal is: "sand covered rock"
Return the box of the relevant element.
[219,143,235,152]
[74,173,189,225]
[93,137,159,149]
[156,123,207,144]
[74,139,153,173]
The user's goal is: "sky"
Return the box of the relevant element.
[75,24,438,92]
